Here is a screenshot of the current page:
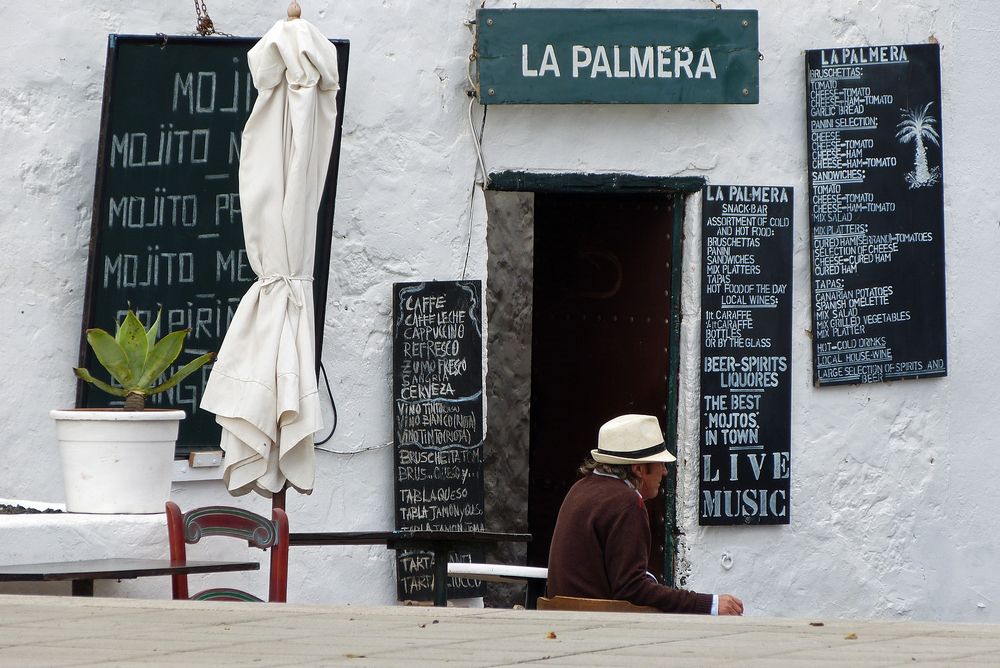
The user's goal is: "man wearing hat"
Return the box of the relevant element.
[547,414,744,615]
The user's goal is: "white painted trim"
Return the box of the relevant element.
[447,563,548,584]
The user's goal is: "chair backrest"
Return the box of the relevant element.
[537,595,658,613]
[165,501,289,603]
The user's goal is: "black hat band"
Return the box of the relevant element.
[596,441,667,460]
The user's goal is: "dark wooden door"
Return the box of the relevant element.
[528,192,675,579]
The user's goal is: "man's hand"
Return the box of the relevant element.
[718,594,744,616]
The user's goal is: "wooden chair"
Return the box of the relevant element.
[165,501,289,603]
[537,595,659,613]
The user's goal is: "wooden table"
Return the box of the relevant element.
[290,530,531,607]
[0,558,260,597]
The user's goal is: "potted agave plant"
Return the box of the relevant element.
[50,309,215,513]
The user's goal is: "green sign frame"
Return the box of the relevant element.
[476,9,759,105]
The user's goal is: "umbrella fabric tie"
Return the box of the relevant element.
[259,274,313,308]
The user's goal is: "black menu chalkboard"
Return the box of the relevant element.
[392,280,485,601]
[806,44,946,386]
[699,185,792,526]
[78,35,349,455]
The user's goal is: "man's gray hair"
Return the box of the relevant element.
[578,457,642,487]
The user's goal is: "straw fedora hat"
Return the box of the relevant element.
[591,414,676,465]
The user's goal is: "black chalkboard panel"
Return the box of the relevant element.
[805,44,946,386]
[77,35,349,456]
[392,281,485,601]
[699,185,793,526]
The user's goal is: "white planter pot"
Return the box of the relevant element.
[50,409,184,514]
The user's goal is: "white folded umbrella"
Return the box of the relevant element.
[201,16,340,497]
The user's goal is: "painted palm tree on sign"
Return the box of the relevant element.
[896,102,941,189]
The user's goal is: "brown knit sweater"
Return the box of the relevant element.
[547,473,714,614]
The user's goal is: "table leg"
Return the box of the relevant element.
[432,546,449,607]
[526,579,545,610]
[72,579,94,597]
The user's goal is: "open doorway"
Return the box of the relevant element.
[483,175,697,603]
[526,191,678,581]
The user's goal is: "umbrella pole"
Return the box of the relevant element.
[273,487,287,512]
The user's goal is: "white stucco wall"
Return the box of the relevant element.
[1,0,997,621]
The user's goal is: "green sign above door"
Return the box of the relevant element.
[475,9,759,105]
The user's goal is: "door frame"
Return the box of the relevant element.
[487,171,705,586]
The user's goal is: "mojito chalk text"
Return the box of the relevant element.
[82,39,262,451]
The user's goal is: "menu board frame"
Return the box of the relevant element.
[392,280,486,601]
[78,35,349,455]
[699,185,793,526]
[805,43,947,387]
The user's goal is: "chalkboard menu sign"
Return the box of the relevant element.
[78,35,349,455]
[699,185,792,526]
[392,281,485,601]
[806,44,946,386]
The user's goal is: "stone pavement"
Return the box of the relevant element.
[2,594,1000,666]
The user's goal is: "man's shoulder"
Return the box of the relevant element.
[571,474,642,507]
